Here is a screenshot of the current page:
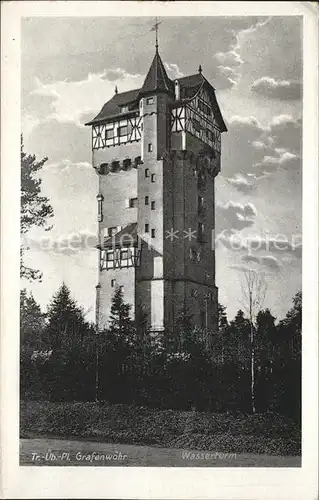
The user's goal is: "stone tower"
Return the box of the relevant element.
[86,47,227,341]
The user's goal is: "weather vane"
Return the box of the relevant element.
[150,17,161,50]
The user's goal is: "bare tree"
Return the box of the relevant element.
[240,269,267,413]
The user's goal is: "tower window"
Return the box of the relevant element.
[151,229,156,238]
[111,279,116,288]
[107,227,117,237]
[145,196,149,205]
[151,201,156,210]
[128,197,138,208]
[198,222,205,242]
[97,194,103,222]
[145,168,150,178]
[151,174,156,183]
[148,143,153,152]
[145,224,149,233]
[198,195,204,213]
[146,97,154,105]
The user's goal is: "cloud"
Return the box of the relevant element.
[211,17,270,89]
[41,159,92,173]
[29,69,144,126]
[260,255,281,269]
[216,201,257,231]
[221,113,302,188]
[244,235,302,260]
[25,119,91,165]
[254,150,300,175]
[239,17,302,86]
[267,115,302,154]
[165,62,184,79]
[242,254,259,264]
[242,253,281,270]
[214,50,243,67]
[228,115,265,134]
[221,115,269,178]
[215,65,241,90]
[23,230,97,256]
[226,174,255,193]
[215,231,302,262]
[250,76,302,100]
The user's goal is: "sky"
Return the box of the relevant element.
[21,15,302,323]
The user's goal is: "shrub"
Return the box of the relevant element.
[20,401,301,455]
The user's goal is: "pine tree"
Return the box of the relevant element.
[218,303,228,331]
[20,288,46,350]
[109,286,134,340]
[278,290,301,359]
[21,136,54,281]
[46,283,88,350]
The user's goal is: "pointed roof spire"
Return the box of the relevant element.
[198,64,203,74]
[114,85,118,95]
[138,48,173,97]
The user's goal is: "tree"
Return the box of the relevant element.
[109,286,134,339]
[20,288,46,350]
[46,283,89,350]
[278,290,301,359]
[274,291,302,422]
[240,270,267,413]
[218,303,228,331]
[255,308,277,411]
[21,136,54,281]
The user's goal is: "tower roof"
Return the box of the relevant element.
[138,49,174,97]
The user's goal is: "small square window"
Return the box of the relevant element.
[118,125,128,137]
[120,249,129,260]
[206,128,213,141]
[111,279,116,288]
[146,97,154,105]
[145,224,149,233]
[148,143,153,152]
[145,196,149,205]
[145,168,150,178]
[129,197,138,208]
[107,227,117,237]
[151,229,155,238]
[151,201,155,210]
[107,251,114,262]
[151,174,156,183]
[105,129,114,140]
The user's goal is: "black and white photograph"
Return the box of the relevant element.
[1,2,318,499]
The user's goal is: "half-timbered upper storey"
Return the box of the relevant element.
[85,49,227,152]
